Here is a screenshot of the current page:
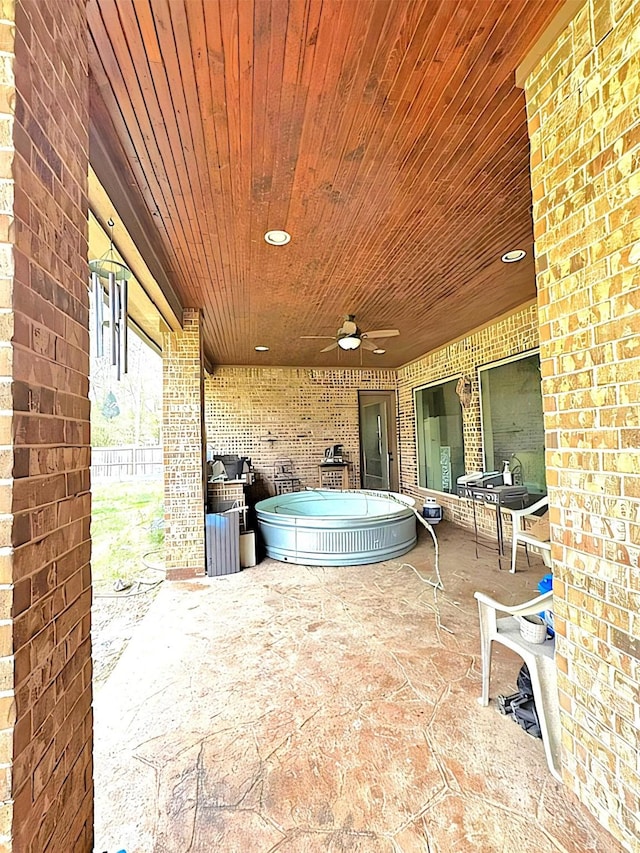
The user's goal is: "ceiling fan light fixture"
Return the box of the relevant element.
[338,335,361,350]
[254,345,269,352]
[264,229,291,246]
[501,249,526,263]
[373,348,386,354]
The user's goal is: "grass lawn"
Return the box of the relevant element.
[91,477,164,588]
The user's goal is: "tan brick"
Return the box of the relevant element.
[525,0,640,841]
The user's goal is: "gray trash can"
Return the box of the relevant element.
[206,502,241,576]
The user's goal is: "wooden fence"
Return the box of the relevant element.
[91,446,163,479]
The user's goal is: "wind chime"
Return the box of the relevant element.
[88,218,131,379]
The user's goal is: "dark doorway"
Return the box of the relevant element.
[358,391,399,491]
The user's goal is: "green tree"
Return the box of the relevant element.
[89,320,162,448]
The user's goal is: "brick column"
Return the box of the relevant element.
[0,0,92,850]
[163,309,206,578]
[525,1,640,849]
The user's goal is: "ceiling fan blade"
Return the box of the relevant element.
[320,341,339,353]
[361,338,378,351]
[363,329,399,338]
[300,335,336,339]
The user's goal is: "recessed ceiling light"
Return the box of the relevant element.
[373,348,386,354]
[264,230,291,246]
[254,345,269,352]
[501,249,526,263]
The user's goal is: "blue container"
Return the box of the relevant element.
[538,573,554,636]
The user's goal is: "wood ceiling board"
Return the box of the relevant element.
[88,103,183,330]
[88,0,564,368]
[87,9,188,289]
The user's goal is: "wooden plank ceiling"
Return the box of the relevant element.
[87,0,563,368]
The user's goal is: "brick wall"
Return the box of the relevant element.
[525,0,640,848]
[397,304,540,536]
[204,367,397,495]
[2,0,93,850]
[163,309,206,578]
[206,319,541,536]
[0,5,14,839]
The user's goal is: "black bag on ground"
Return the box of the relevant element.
[516,663,533,696]
[497,664,542,739]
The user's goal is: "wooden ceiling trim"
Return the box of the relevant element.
[259,2,372,337]
[138,0,211,253]
[282,2,369,227]
[87,22,184,283]
[149,0,228,313]
[164,0,223,296]
[322,2,445,205]
[246,0,326,348]
[88,0,566,368]
[88,128,184,323]
[249,0,294,352]
[274,2,361,232]
[328,101,526,300]
[247,4,310,348]
[207,0,260,352]
[115,0,221,318]
[308,3,497,305]
[117,0,210,294]
[181,0,236,351]
[93,0,193,252]
[209,0,255,355]
[391,95,528,254]
[161,7,229,302]
[289,2,421,333]
[88,0,199,291]
[515,0,583,87]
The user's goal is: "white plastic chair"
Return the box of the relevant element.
[474,589,561,782]
[510,495,551,573]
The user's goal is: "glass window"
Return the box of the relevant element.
[414,378,465,494]
[479,352,546,496]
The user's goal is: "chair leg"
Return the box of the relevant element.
[529,657,562,782]
[511,531,519,573]
[477,620,493,706]
[479,636,493,706]
[475,599,497,705]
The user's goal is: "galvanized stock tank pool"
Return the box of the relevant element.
[255,489,417,566]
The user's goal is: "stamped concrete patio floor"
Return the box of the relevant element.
[94,523,623,853]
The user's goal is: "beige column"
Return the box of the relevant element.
[163,309,206,578]
[524,0,640,848]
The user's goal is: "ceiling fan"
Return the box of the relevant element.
[301,315,400,352]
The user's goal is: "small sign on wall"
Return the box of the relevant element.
[440,445,451,492]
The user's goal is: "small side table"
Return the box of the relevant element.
[273,459,301,494]
[318,462,350,490]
